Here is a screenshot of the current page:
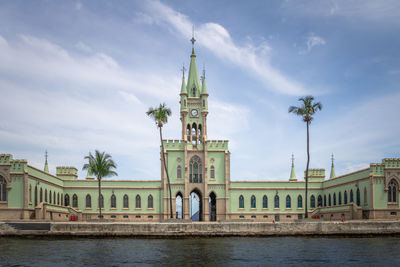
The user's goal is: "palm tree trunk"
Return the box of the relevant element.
[98,177,102,219]
[160,127,173,219]
[305,120,310,219]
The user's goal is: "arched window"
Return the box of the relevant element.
[49,190,52,204]
[317,195,322,207]
[251,195,256,208]
[99,194,104,209]
[192,123,197,135]
[262,195,268,209]
[364,187,368,206]
[350,189,354,203]
[61,193,63,206]
[186,124,190,140]
[333,193,336,206]
[298,195,303,208]
[338,192,342,205]
[45,189,48,202]
[123,194,129,208]
[328,194,331,206]
[274,195,279,208]
[198,124,202,136]
[388,179,398,202]
[64,194,70,206]
[192,87,196,96]
[111,194,116,208]
[344,191,348,204]
[40,188,43,203]
[239,195,244,209]
[323,195,326,207]
[53,191,55,204]
[177,165,182,179]
[356,188,360,206]
[148,195,153,209]
[57,193,60,205]
[310,195,315,208]
[29,185,32,203]
[135,195,141,209]
[286,195,291,208]
[210,165,215,179]
[72,194,78,208]
[189,156,202,183]
[86,194,91,208]
[0,177,7,201]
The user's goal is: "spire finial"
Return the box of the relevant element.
[289,153,296,181]
[181,63,186,78]
[291,153,295,165]
[203,64,205,79]
[190,25,196,47]
[330,153,336,179]
[331,153,335,166]
[45,150,48,162]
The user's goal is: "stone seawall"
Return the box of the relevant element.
[1,221,400,237]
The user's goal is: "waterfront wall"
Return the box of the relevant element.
[1,221,400,237]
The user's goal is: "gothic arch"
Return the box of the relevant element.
[189,155,202,183]
[209,191,217,221]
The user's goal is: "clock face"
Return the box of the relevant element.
[191,109,198,117]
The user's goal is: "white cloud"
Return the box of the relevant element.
[284,0,400,25]
[75,41,92,52]
[299,33,326,54]
[144,0,309,96]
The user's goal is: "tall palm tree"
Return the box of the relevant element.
[83,150,117,219]
[289,96,322,218]
[146,103,173,219]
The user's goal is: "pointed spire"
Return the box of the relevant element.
[187,27,201,97]
[180,64,187,95]
[201,65,208,95]
[44,150,49,173]
[289,154,297,181]
[330,153,336,179]
[86,165,95,180]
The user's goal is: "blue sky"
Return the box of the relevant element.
[0,0,399,181]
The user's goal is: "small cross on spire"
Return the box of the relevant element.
[190,25,196,47]
[331,153,335,164]
[291,154,295,165]
[181,64,186,77]
[45,150,48,162]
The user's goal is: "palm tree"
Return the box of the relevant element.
[83,150,117,219]
[146,103,173,219]
[289,96,322,218]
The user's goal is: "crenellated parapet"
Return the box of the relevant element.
[0,154,13,165]
[163,139,185,150]
[10,160,27,173]
[370,163,384,176]
[305,169,325,181]
[56,166,78,179]
[207,140,229,150]
[382,158,400,169]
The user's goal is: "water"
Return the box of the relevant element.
[1,236,400,266]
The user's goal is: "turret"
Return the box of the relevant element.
[180,66,188,112]
[201,68,208,111]
[289,154,297,181]
[330,154,336,179]
[44,150,49,173]
[86,166,95,180]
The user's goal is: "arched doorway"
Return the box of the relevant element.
[190,189,202,221]
[209,192,217,221]
[176,192,183,219]
[34,185,38,206]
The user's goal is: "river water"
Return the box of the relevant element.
[1,236,400,266]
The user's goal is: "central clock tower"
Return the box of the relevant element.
[180,47,209,145]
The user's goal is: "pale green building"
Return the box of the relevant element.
[0,44,400,222]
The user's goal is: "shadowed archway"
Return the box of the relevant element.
[209,192,217,221]
[190,189,202,221]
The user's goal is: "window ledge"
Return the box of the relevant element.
[238,208,244,210]
[285,208,292,210]
[85,207,92,210]
[110,208,117,210]
[135,208,142,210]
[147,208,154,210]
[273,208,280,210]
[250,208,257,210]
[122,208,129,210]
[262,208,268,210]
